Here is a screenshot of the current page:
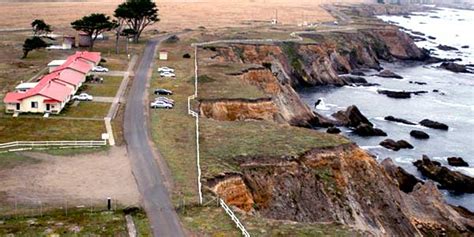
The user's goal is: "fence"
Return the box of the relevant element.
[220,199,251,237]
[0,195,121,219]
[0,140,107,152]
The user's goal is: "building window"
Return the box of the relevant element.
[31,101,38,108]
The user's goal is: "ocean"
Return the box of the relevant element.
[298,7,474,210]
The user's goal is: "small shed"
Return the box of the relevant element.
[78,32,92,48]
[63,36,75,49]
[47,60,67,73]
[159,51,168,61]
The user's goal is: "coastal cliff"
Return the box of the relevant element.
[199,27,428,127]
[197,25,474,236]
[206,145,474,236]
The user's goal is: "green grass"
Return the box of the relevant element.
[39,146,110,156]
[200,119,350,177]
[57,102,110,119]
[179,205,240,236]
[84,76,123,97]
[131,211,152,237]
[0,117,105,143]
[0,209,132,236]
[0,152,40,169]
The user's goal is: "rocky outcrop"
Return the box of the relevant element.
[208,145,474,236]
[437,44,458,51]
[354,124,387,137]
[199,98,279,122]
[413,155,474,193]
[380,139,413,151]
[385,116,416,125]
[419,119,449,130]
[440,62,473,74]
[332,105,372,127]
[410,130,430,139]
[378,89,428,99]
[381,158,423,193]
[376,70,403,79]
[447,157,469,167]
[326,127,341,134]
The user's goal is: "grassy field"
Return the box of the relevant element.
[0,208,150,236]
[57,102,110,119]
[0,117,105,142]
[84,76,123,97]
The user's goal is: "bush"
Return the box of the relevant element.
[164,35,180,44]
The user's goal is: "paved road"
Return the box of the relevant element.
[124,38,185,237]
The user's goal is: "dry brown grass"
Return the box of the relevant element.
[0,0,371,31]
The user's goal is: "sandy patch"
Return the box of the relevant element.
[0,146,140,207]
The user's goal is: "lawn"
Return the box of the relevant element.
[83,76,123,97]
[0,208,150,236]
[0,117,105,143]
[57,102,110,119]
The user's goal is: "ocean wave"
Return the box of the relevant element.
[433,99,474,111]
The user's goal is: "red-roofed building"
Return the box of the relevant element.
[3,51,100,115]
[4,79,73,114]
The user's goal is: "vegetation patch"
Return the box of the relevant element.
[0,209,147,236]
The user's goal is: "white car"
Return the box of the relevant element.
[150,101,173,109]
[92,66,109,72]
[160,72,176,78]
[73,93,93,101]
[157,67,175,73]
[155,97,175,105]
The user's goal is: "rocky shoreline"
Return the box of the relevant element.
[198,3,473,236]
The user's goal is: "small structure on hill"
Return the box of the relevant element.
[159,51,168,61]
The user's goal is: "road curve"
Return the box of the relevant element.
[124,37,185,237]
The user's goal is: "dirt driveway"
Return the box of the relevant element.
[0,146,140,208]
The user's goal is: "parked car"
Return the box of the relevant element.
[160,72,176,78]
[155,97,175,105]
[150,101,173,109]
[92,66,109,72]
[157,67,175,73]
[72,93,93,101]
[154,89,173,95]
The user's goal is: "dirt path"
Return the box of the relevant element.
[0,146,140,207]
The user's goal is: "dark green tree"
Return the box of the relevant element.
[22,36,48,58]
[71,13,116,49]
[114,0,159,43]
[31,19,52,36]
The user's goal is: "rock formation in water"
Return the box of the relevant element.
[413,155,474,193]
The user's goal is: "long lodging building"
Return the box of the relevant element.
[3,51,101,115]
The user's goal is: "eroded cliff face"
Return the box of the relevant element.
[206,145,474,236]
[199,69,325,127]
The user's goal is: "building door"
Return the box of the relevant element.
[16,103,20,110]
[46,104,51,111]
